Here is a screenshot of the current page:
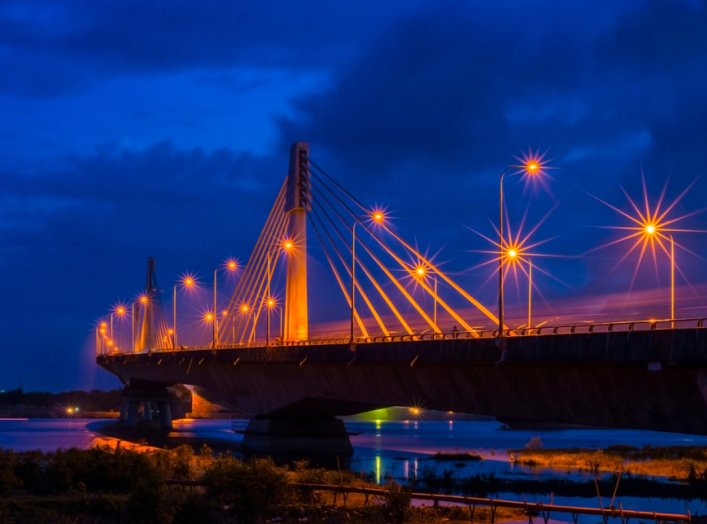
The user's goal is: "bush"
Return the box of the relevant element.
[383,482,411,523]
[203,456,289,522]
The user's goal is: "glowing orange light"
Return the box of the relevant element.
[267,298,276,308]
[107,340,113,347]
[507,249,517,259]
[167,328,174,335]
[203,312,214,323]
[240,303,250,313]
[222,309,229,317]
[226,259,238,271]
[592,177,701,286]
[282,239,294,251]
[100,321,107,329]
[514,150,549,180]
[409,407,422,417]
[138,294,148,305]
[114,305,126,317]
[415,265,426,277]
[182,275,195,288]
[371,210,385,223]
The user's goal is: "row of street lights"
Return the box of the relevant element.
[97,155,692,353]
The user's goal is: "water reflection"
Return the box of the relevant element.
[3,417,707,518]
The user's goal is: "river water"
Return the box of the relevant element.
[1,417,706,519]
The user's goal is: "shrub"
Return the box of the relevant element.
[203,456,289,522]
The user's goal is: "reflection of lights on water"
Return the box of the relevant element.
[375,419,381,437]
[403,459,409,479]
[413,458,418,480]
[375,455,381,484]
[448,419,454,430]
[413,420,419,430]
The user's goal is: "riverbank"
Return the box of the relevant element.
[0,445,524,523]
[510,445,707,481]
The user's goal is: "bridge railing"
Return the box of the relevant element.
[97,317,707,356]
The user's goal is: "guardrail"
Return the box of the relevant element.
[98,317,707,356]
[293,483,693,523]
[162,480,692,523]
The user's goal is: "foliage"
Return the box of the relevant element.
[383,481,411,523]
[202,456,290,522]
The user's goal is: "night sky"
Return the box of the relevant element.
[2,0,707,391]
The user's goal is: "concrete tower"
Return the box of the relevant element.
[284,142,310,341]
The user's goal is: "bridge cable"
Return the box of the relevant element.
[310,208,388,336]
[310,184,414,335]
[310,215,369,338]
[310,182,437,333]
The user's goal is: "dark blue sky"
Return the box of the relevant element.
[2,0,707,391]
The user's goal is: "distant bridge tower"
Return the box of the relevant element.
[136,257,162,351]
[284,142,310,341]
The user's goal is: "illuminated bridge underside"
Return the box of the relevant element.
[98,329,707,434]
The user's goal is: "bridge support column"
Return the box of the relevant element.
[120,398,140,428]
[241,416,353,460]
[118,385,189,429]
[158,401,173,429]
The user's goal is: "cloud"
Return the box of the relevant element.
[0,0,425,97]
[0,141,286,390]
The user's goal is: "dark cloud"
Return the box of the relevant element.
[2,0,707,390]
[0,0,424,96]
[0,142,286,390]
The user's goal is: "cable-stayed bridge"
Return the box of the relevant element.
[96,143,707,456]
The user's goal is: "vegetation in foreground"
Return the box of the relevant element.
[0,445,520,523]
[2,442,706,522]
[510,442,707,481]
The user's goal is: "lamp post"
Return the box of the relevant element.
[112,305,126,351]
[527,259,533,330]
[670,235,675,324]
[240,303,251,344]
[266,297,276,346]
[203,311,215,348]
[351,210,385,342]
[498,157,542,337]
[99,321,107,354]
[644,225,676,324]
[213,259,238,348]
[131,303,135,352]
[173,274,195,350]
[351,221,357,343]
[414,265,438,330]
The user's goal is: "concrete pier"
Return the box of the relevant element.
[241,416,353,459]
[118,384,191,429]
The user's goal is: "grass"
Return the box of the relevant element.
[509,444,707,480]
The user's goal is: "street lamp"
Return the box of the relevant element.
[498,155,545,337]
[643,224,675,323]
[414,264,438,329]
[265,297,276,346]
[239,302,252,344]
[112,304,127,352]
[212,259,239,348]
[135,294,148,352]
[173,274,196,349]
[350,210,385,342]
[99,321,107,354]
[203,311,215,348]
[501,244,535,331]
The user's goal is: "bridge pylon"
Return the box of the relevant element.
[136,257,163,352]
[284,142,310,341]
